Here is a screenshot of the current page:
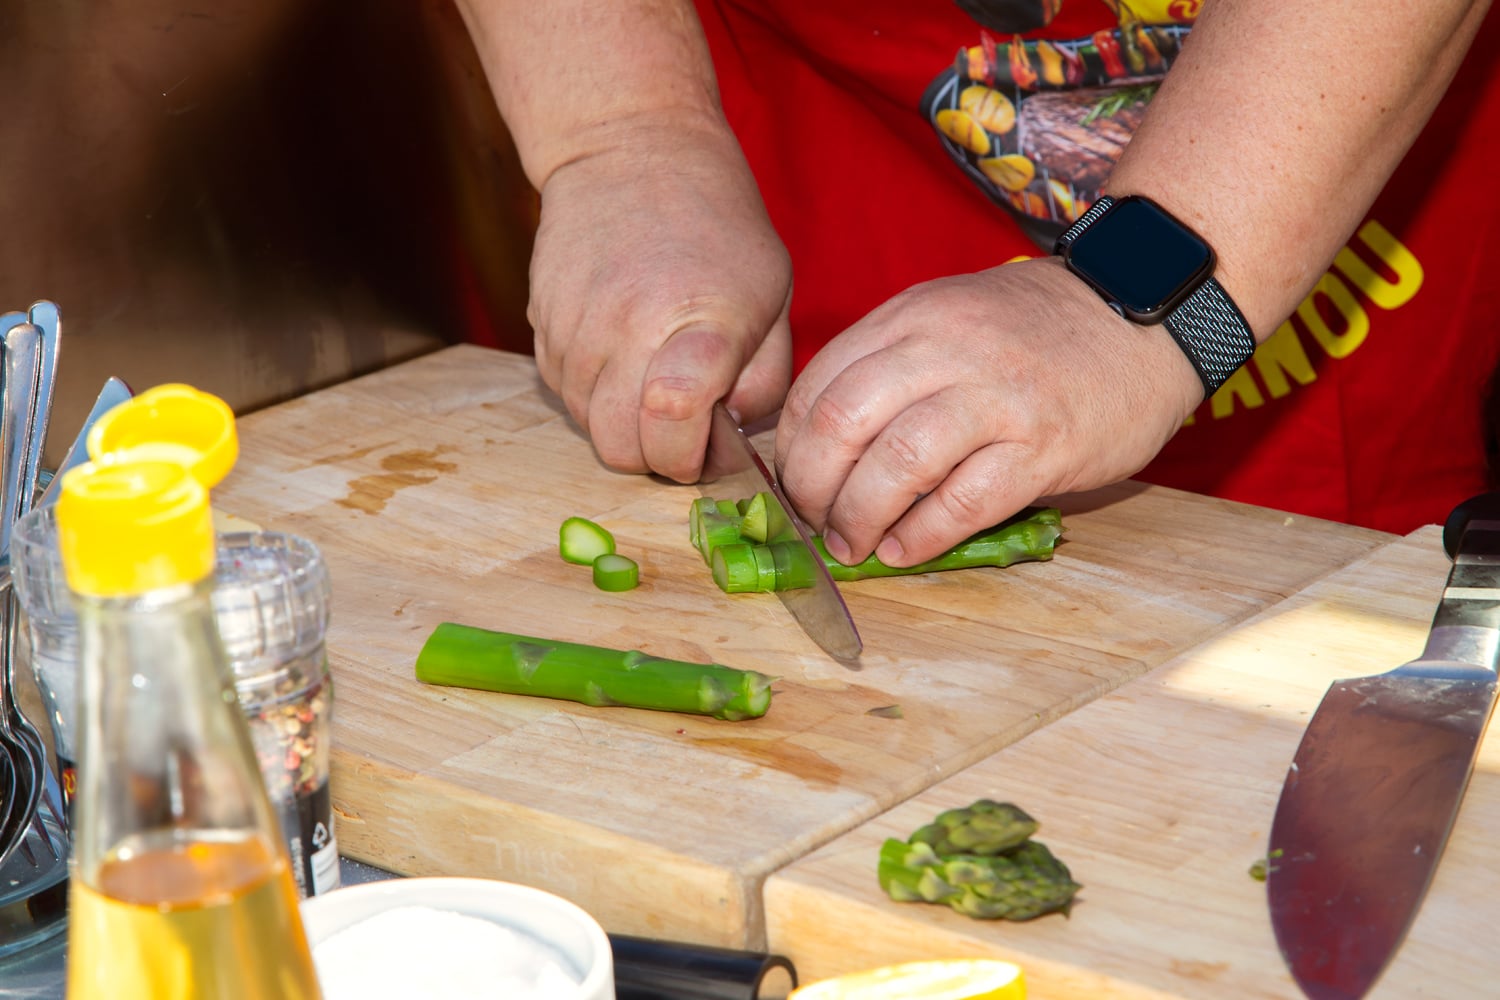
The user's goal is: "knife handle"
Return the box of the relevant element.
[1423,492,1500,668]
[609,934,797,1000]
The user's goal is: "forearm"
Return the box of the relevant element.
[1107,0,1491,340]
[452,0,727,191]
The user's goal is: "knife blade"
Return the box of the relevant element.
[700,402,861,664]
[36,376,134,509]
[1267,491,1500,999]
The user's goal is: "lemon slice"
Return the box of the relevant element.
[789,959,1025,1000]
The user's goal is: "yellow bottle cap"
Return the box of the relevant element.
[86,383,238,490]
[789,960,1025,1000]
[57,459,216,597]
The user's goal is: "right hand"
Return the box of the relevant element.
[528,114,793,483]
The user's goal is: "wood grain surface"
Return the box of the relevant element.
[213,345,1390,949]
[764,529,1499,998]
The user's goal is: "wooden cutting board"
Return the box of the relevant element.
[763,528,1500,998]
[213,345,1390,949]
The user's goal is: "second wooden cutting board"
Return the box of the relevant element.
[764,528,1500,998]
[213,346,1389,948]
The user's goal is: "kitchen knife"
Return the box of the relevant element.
[1267,491,1500,999]
[700,402,861,664]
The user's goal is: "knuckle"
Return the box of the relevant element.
[639,373,704,422]
[805,393,863,444]
[931,472,997,527]
[871,425,935,486]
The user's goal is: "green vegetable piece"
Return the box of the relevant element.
[878,799,1080,922]
[592,553,639,592]
[910,800,1039,856]
[700,507,1062,593]
[818,507,1063,581]
[695,511,745,565]
[415,623,775,721]
[560,516,616,565]
[689,498,744,551]
[738,491,771,544]
[689,498,712,549]
[733,491,795,544]
[711,542,778,593]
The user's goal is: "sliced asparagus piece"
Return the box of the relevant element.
[737,491,771,544]
[877,837,1081,921]
[592,553,640,592]
[909,799,1039,856]
[712,540,819,593]
[415,623,775,721]
[704,507,1063,592]
[559,516,616,565]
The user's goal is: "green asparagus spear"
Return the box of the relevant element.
[878,838,1081,921]
[415,623,774,721]
[818,507,1063,582]
[705,506,1063,593]
[909,799,1039,856]
[878,799,1081,921]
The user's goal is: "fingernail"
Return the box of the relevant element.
[823,529,852,565]
[875,535,905,566]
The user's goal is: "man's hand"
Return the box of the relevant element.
[529,117,792,482]
[775,256,1202,566]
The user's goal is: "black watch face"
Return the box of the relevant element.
[1066,197,1216,323]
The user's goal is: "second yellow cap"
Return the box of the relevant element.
[86,383,238,490]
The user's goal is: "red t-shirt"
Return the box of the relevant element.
[693,0,1500,534]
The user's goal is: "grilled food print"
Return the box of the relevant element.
[927,10,1189,231]
[1018,85,1153,195]
[935,108,994,156]
[960,85,1017,135]
[977,153,1035,193]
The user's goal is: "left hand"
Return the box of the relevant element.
[774,255,1203,567]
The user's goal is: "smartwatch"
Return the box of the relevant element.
[1053,194,1255,399]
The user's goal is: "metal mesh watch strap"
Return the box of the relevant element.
[1054,194,1256,399]
[1162,277,1256,398]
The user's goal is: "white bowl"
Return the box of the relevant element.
[300,877,614,1000]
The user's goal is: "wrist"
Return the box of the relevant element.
[1053,195,1256,400]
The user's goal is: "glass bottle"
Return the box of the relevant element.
[61,387,322,1000]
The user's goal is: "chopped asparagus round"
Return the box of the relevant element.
[695,512,746,565]
[737,491,771,543]
[415,623,775,720]
[592,553,639,592]
[559,516,616,565]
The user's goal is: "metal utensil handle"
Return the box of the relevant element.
[1422,492,1500,670]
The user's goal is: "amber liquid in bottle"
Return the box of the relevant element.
[67,830,319,1000]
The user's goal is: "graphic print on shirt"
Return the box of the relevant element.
[921,0,1430,430]
[921,1,1195,246]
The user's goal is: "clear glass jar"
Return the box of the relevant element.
[13,509,340,899]
[212,531,339,899]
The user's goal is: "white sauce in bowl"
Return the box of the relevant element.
[312,904,581,1000]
